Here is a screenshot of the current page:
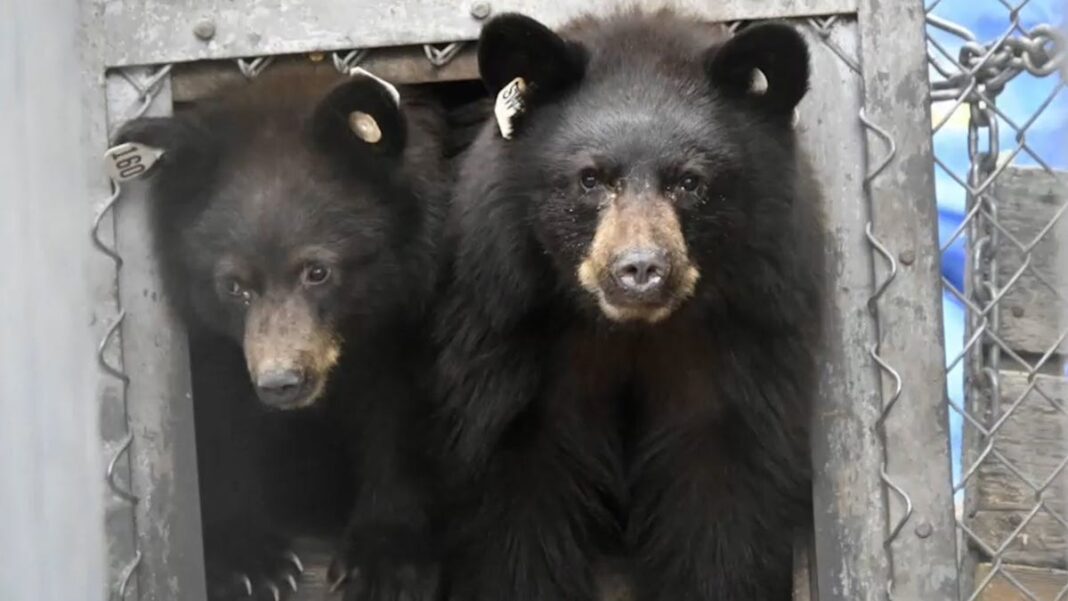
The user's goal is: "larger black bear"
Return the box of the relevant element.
[436,10,824,601]
[118,67,446,601]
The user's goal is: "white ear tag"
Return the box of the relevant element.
[749,68,768,95]
[494,77,528,140]
[348,66,401,107]
[349,111,383,144]
[104,142,165,182]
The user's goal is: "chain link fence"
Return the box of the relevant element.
[927,0,1067,598]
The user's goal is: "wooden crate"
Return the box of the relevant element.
[964,166,1068,599]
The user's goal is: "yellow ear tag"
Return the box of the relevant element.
[349,111,383,144]
[494,77,527,140]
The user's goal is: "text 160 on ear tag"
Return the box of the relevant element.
[104,142,164,182]
[495,77,527,140]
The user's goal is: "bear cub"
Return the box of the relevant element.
[118,67,447,601]
[436,11,824,601]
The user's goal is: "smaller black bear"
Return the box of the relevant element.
[436,10,824,601]
[118,66,447,601]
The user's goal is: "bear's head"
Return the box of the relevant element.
[118,69,438,409]
[477,13,811,325]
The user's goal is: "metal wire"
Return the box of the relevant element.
[809,16,916,597]
[95,66,174,601]
[859,104,913,600]
[422,42,464,67]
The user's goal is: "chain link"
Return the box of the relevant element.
[961,25,1065,91]
[931,17,1066,101]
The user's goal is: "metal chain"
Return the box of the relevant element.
[930,16,1066,101]
[960,25,1066,89]
[965,90,1001,498]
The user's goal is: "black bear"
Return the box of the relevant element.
[118,66,447,601]
[435,10,823,601]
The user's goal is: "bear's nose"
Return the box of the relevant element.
[255,368,307,408]
[611,249,671,296]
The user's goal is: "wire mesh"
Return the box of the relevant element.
[926,0,1067,598]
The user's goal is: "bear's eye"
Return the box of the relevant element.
[225,279,243,297]
[679,174,702,192]
[579,168,600,191]
[302,263,332,286]
[223,278,251,304]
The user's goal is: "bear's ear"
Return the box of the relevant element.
[311,73,406,159]
[113,115,219,181]
[115,116,199,161]
[478,13,586,100]
[115,117,185,151]
[706,22,809,118]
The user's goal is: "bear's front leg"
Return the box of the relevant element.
[628,418,810,601]
[329,504,439,601]
[446,425,617,601]
[327,386,441,601]
[202,519,305,601]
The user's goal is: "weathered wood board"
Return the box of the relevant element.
[793,533,818,601]
[992,167,1067,358]
[967,372,1068,569]
[974,563,1068,601]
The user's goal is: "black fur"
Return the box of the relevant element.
[436,11,823,601]
[118,67,448,601]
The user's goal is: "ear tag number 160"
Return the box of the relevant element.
[104,142,164,182]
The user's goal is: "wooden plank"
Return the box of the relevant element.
[800,17,895,601]
[288,538,332,600]
[857,0,961,596]
[992,167,1068,357]
[793,532,818,601]
[967,372,1068,569]
[974,563,1068,601]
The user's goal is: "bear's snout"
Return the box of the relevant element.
[254,366,310,408]
[243,297,341,410]
[576,194,700,324]
[609,248,671,298]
